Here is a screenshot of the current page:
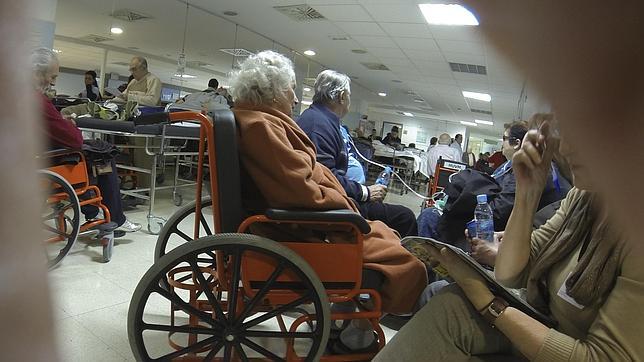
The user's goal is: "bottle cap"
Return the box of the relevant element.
[476,194,488,204]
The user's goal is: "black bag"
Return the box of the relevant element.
[436,169,501,247]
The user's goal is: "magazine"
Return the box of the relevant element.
[401,236,557,327]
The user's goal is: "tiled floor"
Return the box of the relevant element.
[49,185,426,361]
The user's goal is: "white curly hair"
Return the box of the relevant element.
[228,50,296,106]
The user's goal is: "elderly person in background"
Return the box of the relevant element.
[425,133,462,176]
[297,70,418,237]
[32,48,141,233]
[375,121,644,361]
[229,50,427,318]
[115,56,161,106]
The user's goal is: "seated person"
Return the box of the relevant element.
[425,133,462,176]
[176,78,230,111]
[340,125,366,184]
[417,121,570,240]
[297,70,418,237]
[229,50,427,315]
[32,48,141,233]
[79,70,101,101]
[375,121,644,361]
[382,126,402,147]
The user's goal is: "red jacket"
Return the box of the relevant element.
[41,94,83,149]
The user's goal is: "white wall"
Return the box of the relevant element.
[54,71,86,97]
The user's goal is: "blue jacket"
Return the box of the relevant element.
[297,103,367,202]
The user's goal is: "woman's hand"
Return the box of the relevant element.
[512,121,558,198]
[469,231,503,267]
[425,244,494,311]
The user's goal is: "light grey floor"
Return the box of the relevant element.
[49,184,425,361]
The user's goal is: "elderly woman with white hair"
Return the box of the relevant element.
[297,69,418,237]
[229,50,427,315]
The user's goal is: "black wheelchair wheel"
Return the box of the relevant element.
[154,197,214,261]
[39,170,81,269]
[128,233,330,361]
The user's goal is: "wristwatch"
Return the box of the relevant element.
[479,297,509,326]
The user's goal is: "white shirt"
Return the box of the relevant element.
[181,87,230,111]
[450,141,463,156]
[426,144,462,176]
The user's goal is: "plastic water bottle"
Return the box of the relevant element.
[474,194,495,243]
[375,166,392,186]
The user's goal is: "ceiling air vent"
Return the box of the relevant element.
[449,62,487,75]
[274,4,325,22]
[471,108,493,115]
[78,34,113,43]
[111,8,152,22]
[220,48,255,57]
[330,35,350,41]
[361,62,390,71]
[111,61,129,66]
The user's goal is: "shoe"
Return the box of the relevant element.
[116,219,141,232]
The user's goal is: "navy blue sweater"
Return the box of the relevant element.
[297,103,366,201]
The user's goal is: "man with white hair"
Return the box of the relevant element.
[115,56,162,106]
[426,133,463,177]
[297,70,418,237]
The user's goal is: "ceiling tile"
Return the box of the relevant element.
[378,57,414,67]
[436,39,485,55]
[334,21,385,36]
[453,72,488,82]
[442,52,486,65]
[362,4,426,23]
[314,5,374,22]
[368,47,407,58]
[380,22,432,38]
[428,25,482,42]
[403,49,444,61]
[393,37,440,51]
[352,35,398,48]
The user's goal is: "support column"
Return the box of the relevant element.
[29,0,58,49]
[99,48,108,94]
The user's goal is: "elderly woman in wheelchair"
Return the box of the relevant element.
[33,48,141,267]
[127,50,427,361]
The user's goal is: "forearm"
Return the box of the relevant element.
[495,307,549,360]
[495,187,541,284]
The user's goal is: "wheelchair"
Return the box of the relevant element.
[128,111,386,361]
[40,149,117,268]
[424,158,468,209]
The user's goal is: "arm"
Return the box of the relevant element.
[239,121,349,210]
[309,131,368,202]
[489,174,517,230]
[41,96,82,149]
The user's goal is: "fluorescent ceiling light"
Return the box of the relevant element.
[418,4,479,26]
[52,49,62,54]
[301,100,313,105]
[403,112,414,117]
[474,119,494,125]
[462,90,491,102]
[460,121,477,126]
[173,74,196,79]
[378,92,387,97]
[303,87,311,92]
[303,50,316,56]
[110,26,124,35]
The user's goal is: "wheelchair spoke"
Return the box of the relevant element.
[143,322,221,335]
[243,330,316,339]
[152,286,219,327]
[235,342,249,362]
[42,224,72,238]
[223,343,232,361]
[235,261,286,324]
[239,337,285,361]
[189,259,227,322]
[157,335,218,361]
[172,227,193,242]
[194,274,215,299]
[241,293,313,330]
[200,215,212,236]
[227,248,243,322]
[203,340,225,362]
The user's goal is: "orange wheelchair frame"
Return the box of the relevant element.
[128,111,387,361]
[41,149,116,267]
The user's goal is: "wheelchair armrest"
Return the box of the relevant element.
[264,209,371,234]
[41,148,79,158]
[132,112,171,126]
